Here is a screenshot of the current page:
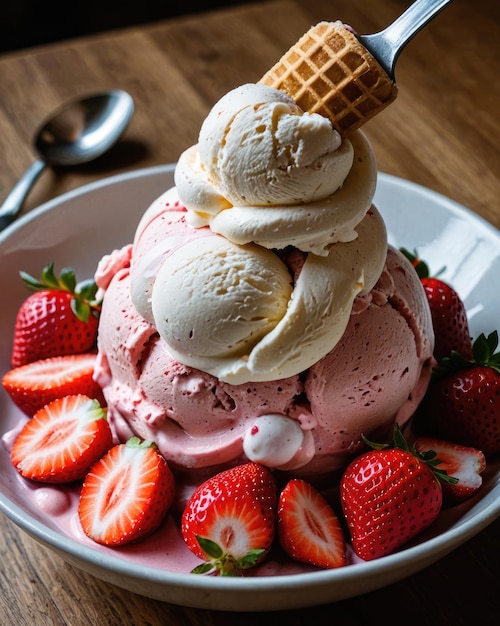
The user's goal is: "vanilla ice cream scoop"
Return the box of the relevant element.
[152,236,292,358]
[174,83,376,255]
[196,83,350,206]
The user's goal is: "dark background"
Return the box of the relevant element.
[0,1,262,53]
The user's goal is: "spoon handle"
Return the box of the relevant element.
[358,0,455,80]
[0,160,47,231]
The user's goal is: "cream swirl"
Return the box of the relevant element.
[174,83,377,256]
[145,201,386,383]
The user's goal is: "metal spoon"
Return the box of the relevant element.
[0,89,134,231]
[358,0,455,80]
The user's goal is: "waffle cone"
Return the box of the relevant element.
[260,21,397,136]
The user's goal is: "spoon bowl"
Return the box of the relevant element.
[0,89,134,230]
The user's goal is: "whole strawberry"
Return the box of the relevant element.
[181,462,277,576]
[400,249,472,362]
[11,262,101,368]
[417,331,500,457]
[340,425,453,561]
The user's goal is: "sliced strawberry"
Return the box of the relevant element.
[10,395,112,484]
[11,263,101,367]
[2,353,105,417]
[181,462,277,575]
[78,438,175,546]
[278,479,346,569]
[414,436,486,505]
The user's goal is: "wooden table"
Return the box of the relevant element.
[1,0,499,623]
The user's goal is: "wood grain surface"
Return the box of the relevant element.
[0,1,499,624]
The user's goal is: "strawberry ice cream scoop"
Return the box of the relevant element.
[95,230,434,477]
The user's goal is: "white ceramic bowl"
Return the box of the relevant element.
[1,166,499,611]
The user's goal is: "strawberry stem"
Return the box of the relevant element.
[437,331,500,376]
[192,535,266,576]
[20,262,102,323]
[472,331,500,372]
[399,247,446,279]
[362,424,458,485]
[86,399,107,421]
[125,437,158,450]
[57,266,77,292]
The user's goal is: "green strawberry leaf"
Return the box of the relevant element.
[489,353,500,374]
[362,424,410,452]
[40,262,61,289]
[125,437,158,450]
[437,331,500,375]
[71,298,91,323]
[475,331,500,373]
[58,266,77,292]
[472,332,491,363]
[76,279,100,303]
[191,561,217,575]
[399,247,445,279]
[191,538,265,576]
[435,350,471,377]
[363,424,458,485]
[197,536,224,560]
[19,270,47,290]
[20,263,102,319]
[235,549,265,570]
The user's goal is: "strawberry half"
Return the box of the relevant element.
[10,394,112,484]
[2,353,105,417]
[340,425,451,561]
[181,462,277,575]
[278,479,346,569]
[400,248,472,362]
[11,262,101,368]
[78,437,175,546]
[414,437,486,505]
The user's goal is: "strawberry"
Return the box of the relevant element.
[414,437,486,505]
[2,353,105,417]
[11,262,101,368]
[277,479,346,569]
[78,437,175,546]
[400,248,472,362]
[340,425,453,561]
[181,462,277,575]
[10,395,112,484]
[422,277,472,362]
[417,331,500,457]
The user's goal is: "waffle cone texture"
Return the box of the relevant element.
[261,21,398,136]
